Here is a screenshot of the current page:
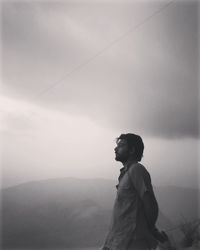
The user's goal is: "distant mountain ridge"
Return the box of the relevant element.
[2,177,199,248]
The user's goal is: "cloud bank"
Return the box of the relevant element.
[2,1,199,139]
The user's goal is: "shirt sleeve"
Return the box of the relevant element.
[128,164,153,199]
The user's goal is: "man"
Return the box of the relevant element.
[102,133,165,250]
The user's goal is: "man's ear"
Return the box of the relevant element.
[129,146,135,155]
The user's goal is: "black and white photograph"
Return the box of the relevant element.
[1,0,199,249]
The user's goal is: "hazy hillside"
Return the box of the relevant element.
[155,186,199,225]
[2,178,199,248]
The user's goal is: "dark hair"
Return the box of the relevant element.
[117,133,144,161]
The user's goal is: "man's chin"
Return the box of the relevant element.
[115,155,121,162]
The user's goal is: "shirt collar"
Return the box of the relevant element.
[120,159,138,173]
[116,160,137,189]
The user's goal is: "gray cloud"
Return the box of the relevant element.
[2,1,199,139]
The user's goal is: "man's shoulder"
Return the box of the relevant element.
[128,162,149,176]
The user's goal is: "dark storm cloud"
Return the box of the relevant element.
[2,1,199,139]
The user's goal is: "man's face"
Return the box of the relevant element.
[114,139,130,163]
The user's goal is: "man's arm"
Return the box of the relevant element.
[128,164,159,229]
[143,191,158,230]
[128,164,168,243]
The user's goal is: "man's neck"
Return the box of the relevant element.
[122,158,138,168]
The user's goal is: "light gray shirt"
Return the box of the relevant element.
[103,162,157,250]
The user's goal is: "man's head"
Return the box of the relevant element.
[114,133,144,163]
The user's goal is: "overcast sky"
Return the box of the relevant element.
[1,0,199,188]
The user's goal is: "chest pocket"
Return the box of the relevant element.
[117,173,136,198]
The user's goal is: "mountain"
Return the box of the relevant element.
[2,178,199,248]
[155,186,199,225]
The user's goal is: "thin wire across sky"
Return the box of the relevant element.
[32,0,175,102]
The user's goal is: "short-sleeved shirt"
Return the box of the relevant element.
[103,162,157,250]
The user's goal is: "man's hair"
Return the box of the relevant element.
[117,133,144,161]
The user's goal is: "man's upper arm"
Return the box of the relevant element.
[128,164,152,199]
[128,164,159,227]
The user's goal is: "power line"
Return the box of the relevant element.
[32,0,175,101]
